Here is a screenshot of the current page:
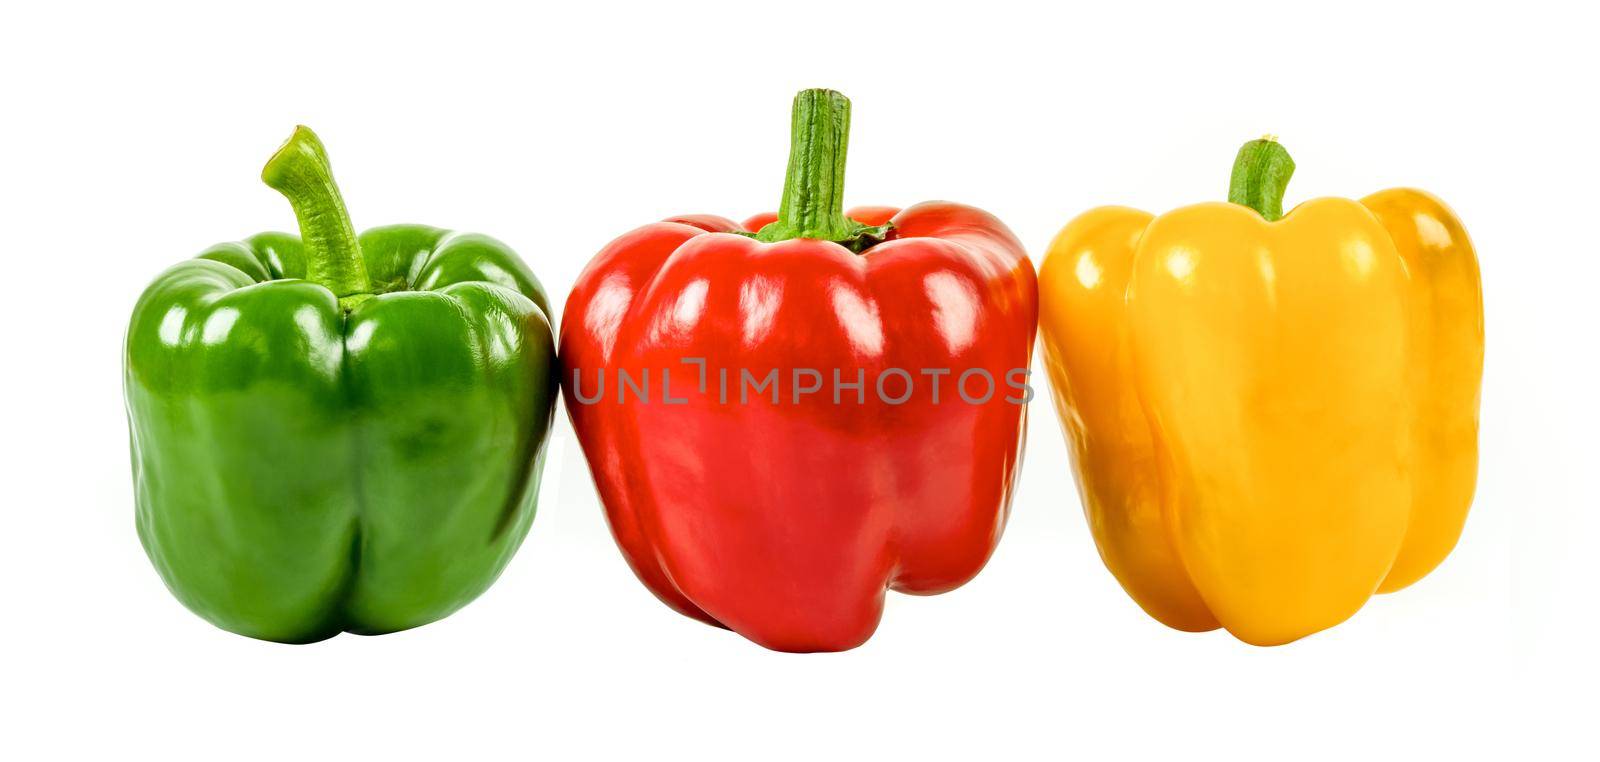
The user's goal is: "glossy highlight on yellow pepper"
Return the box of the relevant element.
[1038,138,1483,645]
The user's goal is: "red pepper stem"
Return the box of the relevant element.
[1228,136,1296,222]
[262,126,372,308]
[755,89,886,251]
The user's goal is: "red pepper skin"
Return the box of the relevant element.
[664,214,746,233]
[739,211,778,231]
[561,203,1037,651]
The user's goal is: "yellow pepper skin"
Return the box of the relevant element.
[1361,188,1484,593]
[1038,140,1483,645]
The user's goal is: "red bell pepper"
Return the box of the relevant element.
[561,89,1037,652]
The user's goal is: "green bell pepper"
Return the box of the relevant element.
[124,126,557,643]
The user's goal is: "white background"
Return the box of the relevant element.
[2,1,1595,758]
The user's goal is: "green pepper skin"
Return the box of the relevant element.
[126,225,556,643]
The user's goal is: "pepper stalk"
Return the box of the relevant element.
[262,126,373,310]
[1228,135,1296,222]
[754,89,891,253]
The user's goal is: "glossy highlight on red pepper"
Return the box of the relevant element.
[560,90,1037,652]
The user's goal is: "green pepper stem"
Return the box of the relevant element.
[1228,136,1296,222]
[262,126,371,306]
[755,89,889,252]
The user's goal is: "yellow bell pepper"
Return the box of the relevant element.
[1038,138,1483,645]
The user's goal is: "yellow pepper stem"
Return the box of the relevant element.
[1228,137,1296,221]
